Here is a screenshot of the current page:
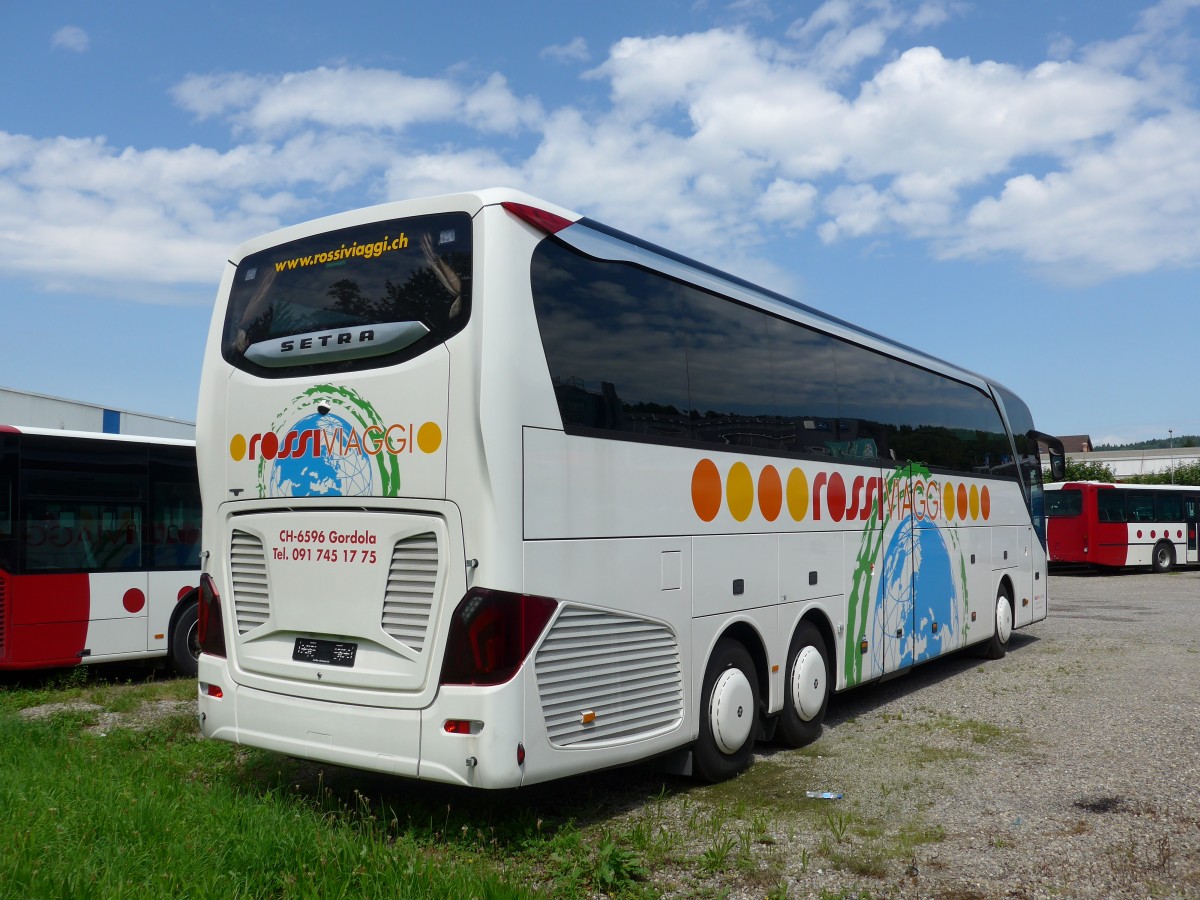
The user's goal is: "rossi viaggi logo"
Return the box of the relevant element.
[228,385,441,498]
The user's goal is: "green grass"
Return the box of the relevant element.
[0,670,1003,899]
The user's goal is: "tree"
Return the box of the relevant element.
[1043,459,1116,483]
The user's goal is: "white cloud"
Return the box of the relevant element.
[952,110,1200,277]
[3,0,1199,302]
[51,25,89,53]
[541,37,589,63]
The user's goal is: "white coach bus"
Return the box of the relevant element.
[195,189,1064,788]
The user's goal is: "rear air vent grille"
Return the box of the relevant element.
[380,532,439,652]
[230,530,271,634]
[535,608,683,748]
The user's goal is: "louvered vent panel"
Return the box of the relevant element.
[230,530,270,634]
[380,532,438,652]
[535,608,683,748]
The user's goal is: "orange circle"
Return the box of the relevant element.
[727,462,754,522]
[980,485,991,520]
[692,459,722,522]
[229,433,247,461]
[759,465,782,522]
[786,468,810,521]
[957,483,969,520]
[943,482,956,521]
[417,421,442,454]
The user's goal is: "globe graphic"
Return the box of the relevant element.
[872,516,960,672]
[268,412,375,497]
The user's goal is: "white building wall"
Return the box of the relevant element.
[1069,448,1200,480]
[0,387,194,439]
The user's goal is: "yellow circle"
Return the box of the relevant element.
[786,467,810,521]
[943,482,956,521]
[417,421,443,454]
[727,462,754,522]
[229,434,247,461]
[969,483,980,520]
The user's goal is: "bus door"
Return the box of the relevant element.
[876,468,916,677]
[1187,496,1199,565]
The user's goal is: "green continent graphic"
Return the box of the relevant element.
[843,461,972,686]
[843,461,929,687]
[256,384,401,498]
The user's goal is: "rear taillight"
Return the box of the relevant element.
[198,573,227,658]
[439,588,557,685]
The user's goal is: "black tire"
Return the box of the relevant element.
[170,599,200,677]
[1152,541,1175,574]
[694,639,760,783]
[984,584,1013,660]
[776,622,829,749]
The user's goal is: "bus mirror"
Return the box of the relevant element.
[1029,430,1067,481]
[1049,449,1066,481]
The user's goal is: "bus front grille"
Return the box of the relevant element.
[380,532,438,652]
[535,608,683,748]
[230,530,271,634]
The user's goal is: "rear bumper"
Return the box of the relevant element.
[196,654,525,788]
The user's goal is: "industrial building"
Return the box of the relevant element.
[0,386,194,440]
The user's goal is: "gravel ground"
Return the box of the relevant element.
[724,568,1200,899]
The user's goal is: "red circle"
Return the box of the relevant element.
[957,484,969,520]
[1151,530,1157,539]
[691,459,722,523]
[1137,530,1143,539]
[177,585,195,601]
[260,431,280,460]
[980,485,991,520]
[827,473,847,522]
[123,588,146,614]
[759,466,782,522]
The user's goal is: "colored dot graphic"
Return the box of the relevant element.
[691,458,991,524]
[123,588,146,614]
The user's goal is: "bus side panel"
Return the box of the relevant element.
[4,574,90,667]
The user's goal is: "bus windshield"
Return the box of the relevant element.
[222,212,472,377]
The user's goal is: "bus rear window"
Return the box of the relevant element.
[222,212,472,377]
[1046,489,1082,517]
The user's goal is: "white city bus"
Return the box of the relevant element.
[195,189,1064,788]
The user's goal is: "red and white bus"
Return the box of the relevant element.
[1045,481,1200,572]
[0,426,202,672]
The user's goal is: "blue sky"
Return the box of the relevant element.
[3,0,1198,446]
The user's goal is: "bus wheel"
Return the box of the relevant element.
[1152,541,1175,574]
[984,584,1013,660]
[776,622,829,749]
[694,639,759,783]
[170,599,200,677]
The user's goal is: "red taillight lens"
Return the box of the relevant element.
[501,201,573,235]
[440,588,557,685]
[198,573,227,659]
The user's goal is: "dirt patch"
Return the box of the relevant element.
[20,698,196,735]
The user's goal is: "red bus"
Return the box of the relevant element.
[0,426,201,672]
[1045,481,1200,572]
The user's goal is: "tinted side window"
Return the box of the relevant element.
[149,450,202,571]
[1156,493,1183,522]
[768,318,841,455]
[532,241,690,438]
[830,340,898,461]
[1046,489,1082,517]
[682,291,775,449]
[1097,490,1126,522]
[0,434,15,572]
